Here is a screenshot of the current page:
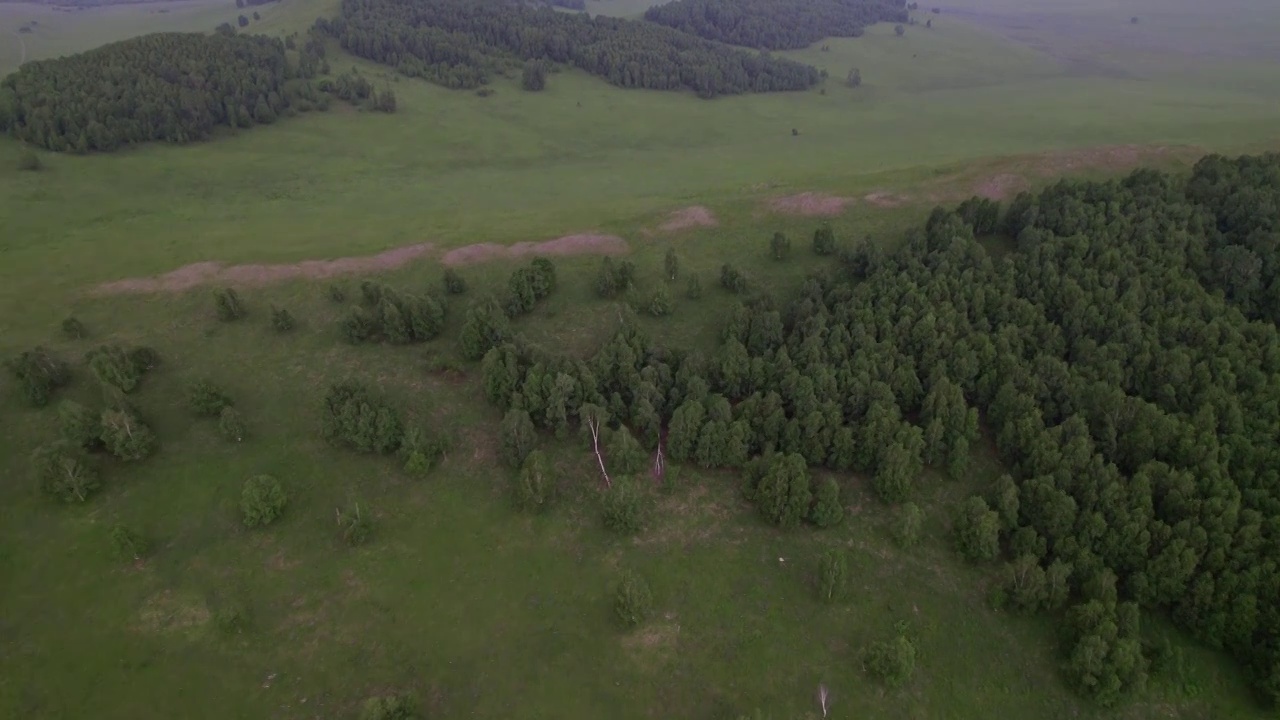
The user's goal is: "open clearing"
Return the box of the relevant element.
[1,0,1279,717]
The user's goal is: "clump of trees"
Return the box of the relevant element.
[6,347,71,406]
[595,257,637,299]
[341,281,445,344]
[503,257,557,318]
[864,632,916,687]
[644,0,907,50]
[320,381,403,453]
[241,474,287,527]
[214,288,246,321]
[86,344,158,394]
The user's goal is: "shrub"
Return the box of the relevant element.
[99,406,157,461]
[614,570,653,628]
[341,307,378,344]
[954,495,1001,562]
[6,347,71,406]
[443,268,468,295]
[892,502,925,548]
[339,504,373,546]
[499,408,537,469]
[754,453,811,528]
[602,478,646,535]
[817,548,848,603]
[865,634,916,687]
[664,247,679,281]
[809,477,844,527]
[719,263,748,293]
[513,449,555,512]
[214,287,246,321]
[813,225,836,255]
[645,287,673,317]
[685,274,703,299]
[241,475,286,528]
[270,306,295,332]
[401,427,447,476]
[342,284,445,344]
[59,400,102,450]
[32,441,100,502]
[459,297,511,360]
[605,427,645,475]
[17,148,42,171]
[61,316,87,339]
[359,694,416,720]
[214,603,248,634]
[128,346,161,373]
[218,407,247,442]
[321,382,403,454]
[326,283,347,303]
[109,524,148,561]
[770,231,791,260]
[188,379,232,417]
[86,344,144,393]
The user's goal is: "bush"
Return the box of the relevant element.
[86,344,144,393]
[770,231,791,260]
[443,268,468,295]
[459,297,511,360]
[605,427,646,475]
[109,524,148,561]
[59,400,102,450]
[241,475,286,527]
[128,346,161,373]
[754,453,811,528]
[321,382,403,454]
[813,225,836,255]
[499,408,537,469]
[602,478,646,535]
[685,274,703,299]
[99,406,157,461]
[614,570,653,628]
[954,495,1001,561]
[513,449,555,512]
[218,406,247,442]
[817,548,848,603]
[809,477,844,527]
[339,504,373,546]
[644,287,673,317]
[595,257,636,299]
[326,283,347,303]
[719,263,748,293]
[270,306,295,332]
[188,379,232,417]
[6,347,71,406]
[17,149,42,171]
[401,427,447,476]
[214,287,246,321]
[865,634,916,687]
[892,502,924,548]
[61,316,87,339]
[344,284,445,344]
[32,441,100,502]
[359,694,416,720]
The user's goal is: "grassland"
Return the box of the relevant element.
[2,0,1280,717]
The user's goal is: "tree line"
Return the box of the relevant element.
[318,0,822,97]
[0,30,394,152]
[464,153,1280,708]
[644,0,907,50]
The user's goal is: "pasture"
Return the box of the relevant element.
[2,0,1280,717]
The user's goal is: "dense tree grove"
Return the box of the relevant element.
[320,0,821,97]
[643,0,906,51]
[0,32,331,152]
[472,153,1280,707]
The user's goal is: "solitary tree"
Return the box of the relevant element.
[664,247,679,282]
[241,475,287,527]
[499,408,537,469]
[770,232,791,260]
[846,68,862,88]
[895,24,906,36]
[521,60,547,91]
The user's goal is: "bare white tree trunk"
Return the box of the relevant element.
[588,416,611,489]
[818,684,830,718]
[652,440,665,482]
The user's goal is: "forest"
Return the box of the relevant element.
[0,30,397,152]
[643,0,907,51]
[463,153,1280,708]
[320,0,821,97]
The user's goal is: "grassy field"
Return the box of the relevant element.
[2,0,1280,717]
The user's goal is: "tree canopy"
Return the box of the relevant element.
[644,0,906,51]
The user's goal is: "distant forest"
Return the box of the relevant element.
[644,0,907,50]
[0,31,395,152]
[320,0,822,97]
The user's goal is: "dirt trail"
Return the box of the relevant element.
[441,234,627,266]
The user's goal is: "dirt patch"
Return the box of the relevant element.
[442,234,628,266]
[621,619,680,670]
[94,243,435,295]
[864,191,910,208]
[973,173,1029,200]
[765,192,855,217]
[659,206,719,232]
[136,590,210,636]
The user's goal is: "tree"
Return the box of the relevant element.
[646,287,673,317]
[664,247,679,281]
[241,475,286,527]
[59,400,102,450]
[872,440,920,503]
[770,231,791,260]
[6,347,71,406]
[810,477,844,527]
[720,263,748,293]
[270,306,295,332]
[214,287,246,321]
[359,695,415,720]
[521,60,547,91]
[895,24,905,35]
[188,380,232,416]
[32,442,100,503]
[443,268,468,294]
[813,224,836,255]
[846,67,862,88]
[513,449,554,512]
[252,10,260,20]
[499,408,537,469]
[602,478,646,534]
[401,427,445,476]
[606,426,645,475]
[460,298,510,360]
[238,14,250,27]
[893,502,925,547]
[755,453,812,528]
[954,495,1000,561]
[218,407,247,442]
[865,634,916,687]
[686,274,703,299]
[614,570,653,628]
[109,524,148,561]
[61,316,87,339]
[817,548,848,602]
[99,407,157,461]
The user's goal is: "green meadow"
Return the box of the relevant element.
[2,0,1280,717]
